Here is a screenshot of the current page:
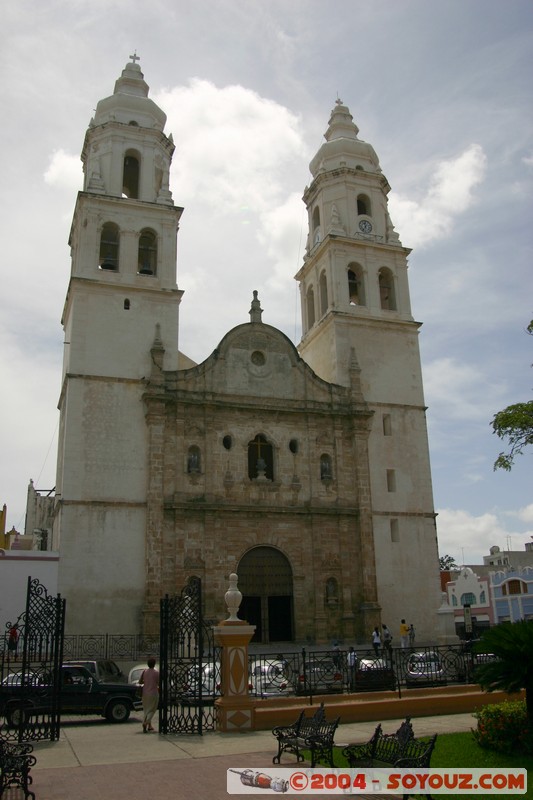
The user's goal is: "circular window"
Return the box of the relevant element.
[223,435,232,450]
[251,350,266,366]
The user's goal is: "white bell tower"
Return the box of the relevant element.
[53,57,183,632]
[62,54,182,382]
[297,99,441,628]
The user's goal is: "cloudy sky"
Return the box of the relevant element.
[2,0,532,565]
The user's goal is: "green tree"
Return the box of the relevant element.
[492,320,533,471]
[439,554,458,571]
[474,620,533,724]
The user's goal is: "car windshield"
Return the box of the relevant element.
[307,660,335,671]
[254,665,281,677]
[359,659,387,670]
[2,672,38,685]
[410,654,440,666]
[185,663,214,682]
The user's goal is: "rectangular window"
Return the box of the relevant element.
[382,414,392,436]
[390,519,399,542]
[386,469,396,492]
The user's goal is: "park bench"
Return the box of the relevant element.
[342,717,437,799]
[272,703,341,768]
[0,736,37,800]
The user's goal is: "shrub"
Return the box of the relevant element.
[474,700,533,755]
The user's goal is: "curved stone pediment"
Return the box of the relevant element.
[172,321,355,408]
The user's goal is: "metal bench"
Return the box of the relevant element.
[343,717,414,766]
[272,704,327,765]
[389,736,438,799]
[305,715,341,768]
[343,717,437,799]
[0,737,37,800]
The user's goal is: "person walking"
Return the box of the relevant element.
[332,641,342,670]
[408,623,416,649]
[399,619,410,649]
[347,646,357,691]
[382,624,392,656]
[371,626,381,657]
[139,657,159,733]
[7,625,19,660]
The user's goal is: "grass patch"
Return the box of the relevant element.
[431,730,532,769]
[428,732,531,799]
[307,731,532,799]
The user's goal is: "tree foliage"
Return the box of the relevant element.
[492,402,533,470]
[474,620,533,723]
[491,319,533,471]
[439,554,458,571]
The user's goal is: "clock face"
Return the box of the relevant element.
[359,219,373,234]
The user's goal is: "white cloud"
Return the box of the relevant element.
[423,357,504,424]
[509,504,533,524]
[148,79,310,353]
[389,144,487,248]
[44,149,83,192]
[436,507,533,565]
[155,80,307,214]
[0,328,60,530]
[258,192,306,291]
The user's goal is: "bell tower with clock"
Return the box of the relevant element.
[296,99,441,624]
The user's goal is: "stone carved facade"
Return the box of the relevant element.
[141,318,379,642]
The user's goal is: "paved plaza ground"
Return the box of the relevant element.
[25,711,476,799]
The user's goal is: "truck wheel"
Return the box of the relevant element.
[105,699,131,723]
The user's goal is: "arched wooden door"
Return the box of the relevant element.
[237,546,294,643]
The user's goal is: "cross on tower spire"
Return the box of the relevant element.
[129,51,140,64]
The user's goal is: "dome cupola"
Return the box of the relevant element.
[309,99,381,178]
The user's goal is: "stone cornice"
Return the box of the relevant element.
[372,509,438,520]
[165,499,360,516]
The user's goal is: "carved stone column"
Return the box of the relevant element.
[214,573,256,732]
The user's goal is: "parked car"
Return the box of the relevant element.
[469,651,499,681]
[181,661,221,704]
[405,651,446,687]
[355,658,396,691]
[248,659,292,697]
[1,671,40,687]
[472,652,498,665]
[128,664,154,686]
[63,659,126,683]
[0,664,139,725]
[295,658,343,695]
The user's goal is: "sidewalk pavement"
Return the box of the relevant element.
[28,710,477,800]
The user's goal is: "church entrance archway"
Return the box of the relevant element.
[237,546,294,643]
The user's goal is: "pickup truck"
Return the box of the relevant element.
[0,664,139,725]
[63,659,126,683]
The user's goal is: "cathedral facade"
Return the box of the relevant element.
[52,58,442,643]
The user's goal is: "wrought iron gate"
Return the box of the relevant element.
[0,577,66,742]
[159,576,219,734]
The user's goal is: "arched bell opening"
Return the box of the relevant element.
[99,222,119,271]
[123,152,140,199]
[138,228,157,275]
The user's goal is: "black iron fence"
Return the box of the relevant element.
[61,634,161,662]
[246,643,491,699]
[15,636,488,698]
